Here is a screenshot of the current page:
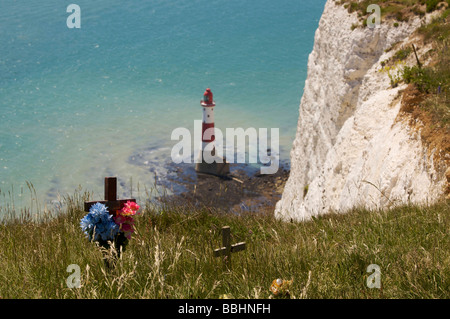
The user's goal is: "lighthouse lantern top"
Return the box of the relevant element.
[201,88,215,107]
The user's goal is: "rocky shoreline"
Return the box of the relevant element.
[158,162,290,214]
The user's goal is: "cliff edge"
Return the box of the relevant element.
[275,0,449,221]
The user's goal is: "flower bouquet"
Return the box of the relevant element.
[112,201,140,253]
[80,201,140,261]
[114,201,140,240]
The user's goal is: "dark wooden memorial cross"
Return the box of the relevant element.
[84,177,136,217]
[214,226,246,269]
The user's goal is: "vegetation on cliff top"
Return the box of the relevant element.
[338,0,450,28]
[399,5,449,163]
[371,1,449,169]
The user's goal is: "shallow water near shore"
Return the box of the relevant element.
[0,0,326,214]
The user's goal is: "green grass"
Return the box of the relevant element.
[419,6,450,42]
[393,47,412,62]
[0,189,448,299]
[337,0,450,28]
[426,0,442,13]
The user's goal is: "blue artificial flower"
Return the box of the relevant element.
[80,202,119,242]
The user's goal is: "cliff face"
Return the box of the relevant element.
[275,0,447,221]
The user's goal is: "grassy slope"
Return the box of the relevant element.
[0,190,448,299]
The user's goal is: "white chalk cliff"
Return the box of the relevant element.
[275,0,448,221]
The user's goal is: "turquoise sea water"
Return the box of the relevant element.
[0,0,326,213]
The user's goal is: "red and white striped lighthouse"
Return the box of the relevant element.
[195,88,230,176]
[200,88,216,154]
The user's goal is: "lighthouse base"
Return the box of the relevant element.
[195,157,230,177]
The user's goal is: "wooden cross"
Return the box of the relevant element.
[84,177,136,217]
[213,226,246,268]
